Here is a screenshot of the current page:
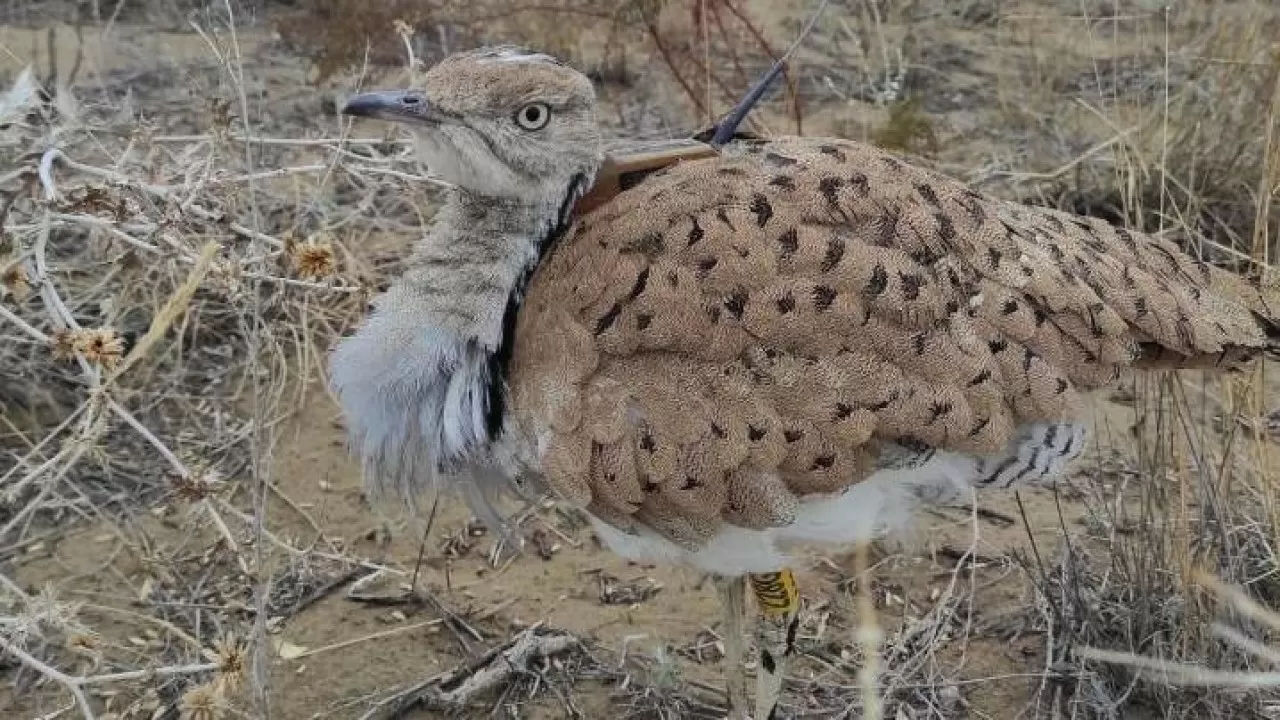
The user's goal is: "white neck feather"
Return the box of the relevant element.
[329,186,577,507]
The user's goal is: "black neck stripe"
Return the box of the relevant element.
[482,172,589,439]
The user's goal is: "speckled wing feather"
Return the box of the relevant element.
[507,136,1279,549]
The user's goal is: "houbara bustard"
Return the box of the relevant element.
[330,46,1279,719]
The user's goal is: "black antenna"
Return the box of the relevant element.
[708,0,832,147]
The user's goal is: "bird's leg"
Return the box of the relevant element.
[713,574,750,720]
[748,569,800,720]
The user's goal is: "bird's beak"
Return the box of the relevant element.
[340,90,437,124]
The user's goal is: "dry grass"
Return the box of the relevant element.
[0,1,1278,719]
[0,9,421,717]
[272,0,812,136]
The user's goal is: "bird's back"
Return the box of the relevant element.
[506,135,1278,552]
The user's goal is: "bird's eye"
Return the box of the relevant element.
[515,102,550,130]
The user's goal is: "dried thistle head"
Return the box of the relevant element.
[170,469,223,503]
[73,327,125,368]
[48,329,77,362]
[1,263,29,300]
[65,629,102,661]
[289,233,337,280]
[180,682,226,720]
[204,633,248,692]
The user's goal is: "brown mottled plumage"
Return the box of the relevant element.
[333,47,1278,720]
[510,135,1278,550]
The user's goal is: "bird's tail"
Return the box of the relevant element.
[1135,260,1279,371]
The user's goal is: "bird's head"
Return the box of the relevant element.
[342,46,602,204]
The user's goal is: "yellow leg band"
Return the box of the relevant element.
[748,569,799,617]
